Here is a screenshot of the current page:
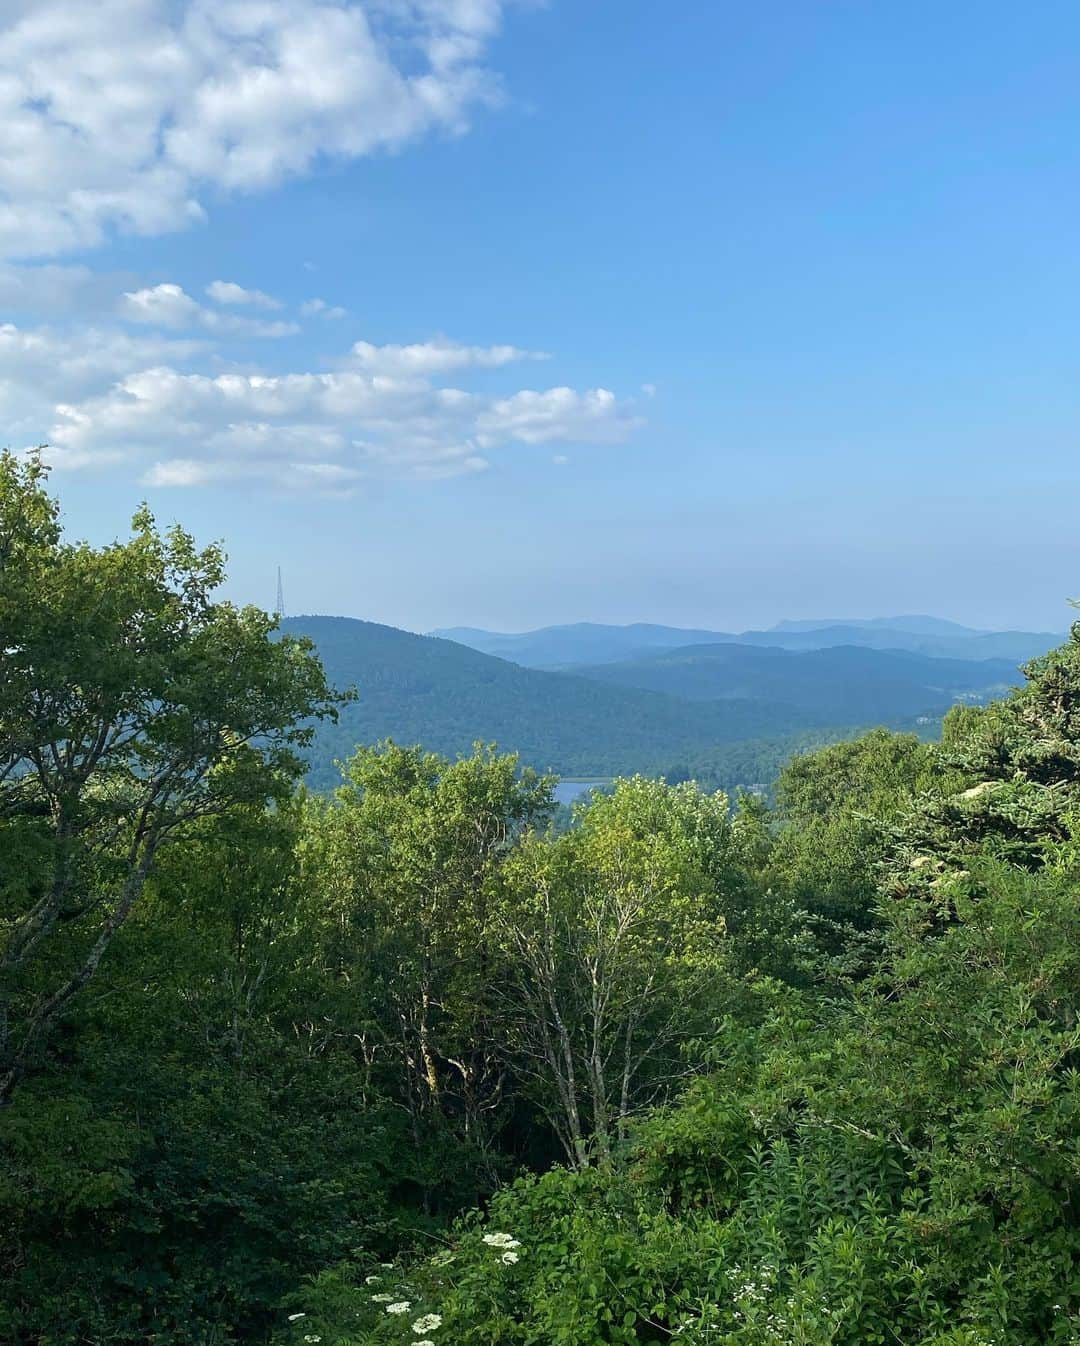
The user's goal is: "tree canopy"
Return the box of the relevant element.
[0,450,342,1102]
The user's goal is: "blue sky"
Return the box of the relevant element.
[2,0,1078,632]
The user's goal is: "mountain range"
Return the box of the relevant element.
[430,616,1062,668]
[281,614,1034,792]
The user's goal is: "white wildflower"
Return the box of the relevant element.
[365,1274,381,1284]
[370,1293,395,1303]
[501,1250,520,1265]
[380,1262,395,1269]
[303,1337,321,1343]
[482,1232,521,1249]
[386,1301,412,1314]
[416,1341,436,1345]
[287,1313,306,1321]
[412,1313,442,1333]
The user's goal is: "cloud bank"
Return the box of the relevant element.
[37,327,641,492]
[2,277,641,492]
[119,283,300,337]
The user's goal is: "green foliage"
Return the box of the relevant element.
[767,729,948,945]
[0,802,414,1345]
[5,470,1080,1343]
[286,632,1080,1346]
[893,623,1080,880]
[0,453,342,1102]
[495,777,748,1166]
[299,740,557,1193]
[319,859,1077,1346]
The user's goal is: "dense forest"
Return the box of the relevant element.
[1,452,1077,1345]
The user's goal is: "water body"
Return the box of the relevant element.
[553,780,608,806]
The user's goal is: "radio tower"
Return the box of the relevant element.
[275,566,285,618]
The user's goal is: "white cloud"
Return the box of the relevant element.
[0,321,205,445]
[142,458,219,488]
[120,284,204,329]
[120,283,299,337]
[476,387,639,446]
[141,455,365,493]
[0,0,513,260]
[30,331,641,490]
[206,280,282,309]
[349,336,547,376]
[302,298,347,319]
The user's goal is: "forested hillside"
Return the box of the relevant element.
[2,458,1077,1345]
[281,616,1011,791]
[278,615,829,786]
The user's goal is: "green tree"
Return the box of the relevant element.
[893,621,1080,886]
[768,728,944,956]
[496,777,740,1168]
[299,741,554,1196]
[0,452,342,1100]
[0,801,406,1346]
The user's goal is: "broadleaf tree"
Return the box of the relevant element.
[0,450,344,1101]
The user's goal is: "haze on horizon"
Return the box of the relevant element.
[3,1,1078,634]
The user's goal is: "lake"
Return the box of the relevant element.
[553,780,609,806]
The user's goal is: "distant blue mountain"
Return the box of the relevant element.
[429,622,734,669]
[733,624,1058,662]
[431,618,1063,668]
[768,615,982,637]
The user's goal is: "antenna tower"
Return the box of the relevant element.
[275,566,285,618]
